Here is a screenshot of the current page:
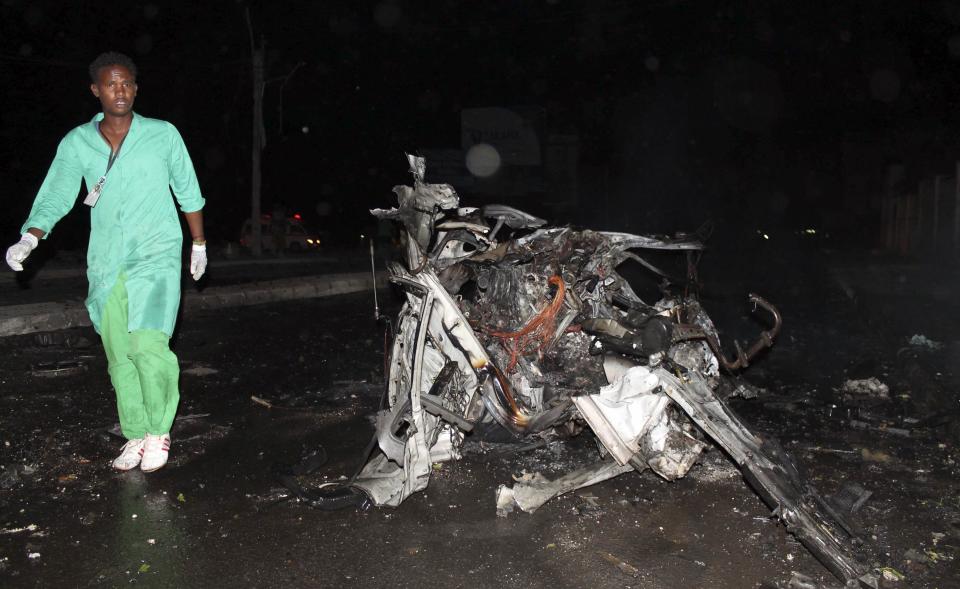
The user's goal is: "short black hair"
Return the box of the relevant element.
[89,52,138,82]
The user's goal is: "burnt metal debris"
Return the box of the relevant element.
[348,155,876,586]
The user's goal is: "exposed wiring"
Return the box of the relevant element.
[488,275,566,372]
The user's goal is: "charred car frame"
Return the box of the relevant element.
[335,156,877,587]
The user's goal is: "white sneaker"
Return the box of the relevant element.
[112,438,145,471]
[140,433,171,472]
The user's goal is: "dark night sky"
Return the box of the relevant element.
[4,0,960,250]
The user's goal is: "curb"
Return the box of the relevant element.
[0,271,388,337]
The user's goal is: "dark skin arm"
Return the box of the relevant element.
[184,210,205,243]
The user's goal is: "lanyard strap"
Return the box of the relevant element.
[98,122,128,177]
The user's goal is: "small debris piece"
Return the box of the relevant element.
[787,571,818,589]
[598,551,639,577]
[880,567,904,581]
[27,552,40,560]
[798,446,857,455]
[850,420,911,438]
[732,382,762,399]
[860,448,892,463]
[827,482,872,515]
[138,564,151,574]
[842,378,889,398]
[31,359,87,378]
[924,549,953,563]
[908,334,942,350]
[0,524,38,535]
[576,495,604,517]
[182,365,219,376]
[177,493,186,503]
[251,395,274,409]
[0,467,19,489]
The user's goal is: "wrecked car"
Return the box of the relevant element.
[336,155,874,586]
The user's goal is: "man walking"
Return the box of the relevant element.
[5,51,207,472]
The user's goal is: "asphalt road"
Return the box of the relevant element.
[0,251,959,588]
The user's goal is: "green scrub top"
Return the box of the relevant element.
[21,112,205,336]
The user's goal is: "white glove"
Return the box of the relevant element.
[5,233,39,271]
[190,242,207,281]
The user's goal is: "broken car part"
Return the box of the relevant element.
[346,155,875,585]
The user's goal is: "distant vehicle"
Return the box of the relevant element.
[239,213,322,252]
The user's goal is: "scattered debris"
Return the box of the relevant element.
[0,464,37,489]
[0,524,38,535]
[860,448,893,463]
[797,446,858,456]
[496,461,633,515]
[842,378,889,398]
[879,566,904,581]
[849,420,911,438]
[731,381,763,399]
[787,571,819,589]
[30,359,86,378]
[249,394,324,412]
[0,465,21,489]
[907,334,943,351]
[33,332,92,349]
[826,482,872,516]
[922,548,954,563]
[182,364,219,377]
[597,551,640,577]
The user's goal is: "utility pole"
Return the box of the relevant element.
[246,8,265,256]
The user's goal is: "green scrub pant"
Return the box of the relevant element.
[101,275,180,440]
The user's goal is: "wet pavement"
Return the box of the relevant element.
[1,249,959,588]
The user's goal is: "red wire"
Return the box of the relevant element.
[489,275,566,372]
